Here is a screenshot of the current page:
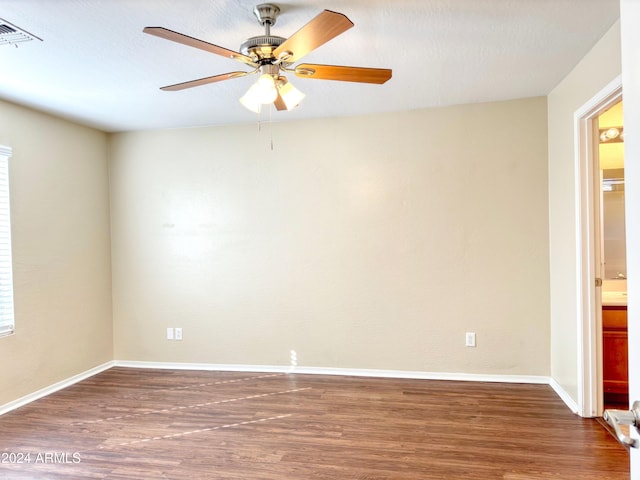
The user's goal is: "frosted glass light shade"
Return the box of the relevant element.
[240,74,279,113]
[239,84,262,113]
[255,74,278,104]
[278,81,305,110]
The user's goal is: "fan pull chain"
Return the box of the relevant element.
[257,108,263,132]
[256,105,275,151]
[269,104,274,151]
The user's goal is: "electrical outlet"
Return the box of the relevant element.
[167,327,174,340]
[174,327,183,341]
[465,332,476,347]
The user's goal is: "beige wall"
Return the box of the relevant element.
[110,97,550,375]
[0,100,112,405]
[547,21,621,402]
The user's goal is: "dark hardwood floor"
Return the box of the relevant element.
[0,368,629,479]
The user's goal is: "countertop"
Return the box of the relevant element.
[602,291,627,307]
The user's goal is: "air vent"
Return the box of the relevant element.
[0,19,42,46]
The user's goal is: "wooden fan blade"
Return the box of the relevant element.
[294,64,392,84]
[143,27,257,67]
[273,10,353,63]
[160,71,248,91]
[273,91,288,111]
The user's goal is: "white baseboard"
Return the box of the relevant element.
[0,361,115,416]
[293,366,550,384]
[549,377,579,414]
[114,360,551,385]
[114,360,288,373]
[0,360,567,417]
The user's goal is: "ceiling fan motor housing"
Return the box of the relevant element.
[240,35,285,64]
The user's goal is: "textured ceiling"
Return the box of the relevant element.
[0,0,620,132]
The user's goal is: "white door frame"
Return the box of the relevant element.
[575,75,622,418]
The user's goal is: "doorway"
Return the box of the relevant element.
[575,77,622,418]
[597,100,628,410]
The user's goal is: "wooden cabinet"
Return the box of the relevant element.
[603,306,628,404]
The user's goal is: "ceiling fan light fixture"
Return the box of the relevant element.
[255,73,278,103]
[240,73,279,112]
[239,87,262,113]
[278,80,305,110]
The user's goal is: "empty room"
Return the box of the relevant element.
[0,0,639,478]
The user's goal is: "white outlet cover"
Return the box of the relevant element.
[465,332,476,347]
[175,328,183,340]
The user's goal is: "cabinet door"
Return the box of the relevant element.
[603,307,628,397]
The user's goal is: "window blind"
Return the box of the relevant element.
[0,147,14,337]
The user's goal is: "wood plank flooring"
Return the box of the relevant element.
[0,368,629,479]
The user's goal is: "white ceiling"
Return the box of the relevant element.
[0,0,619,133]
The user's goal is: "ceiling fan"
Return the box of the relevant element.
[143,3,392,113]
